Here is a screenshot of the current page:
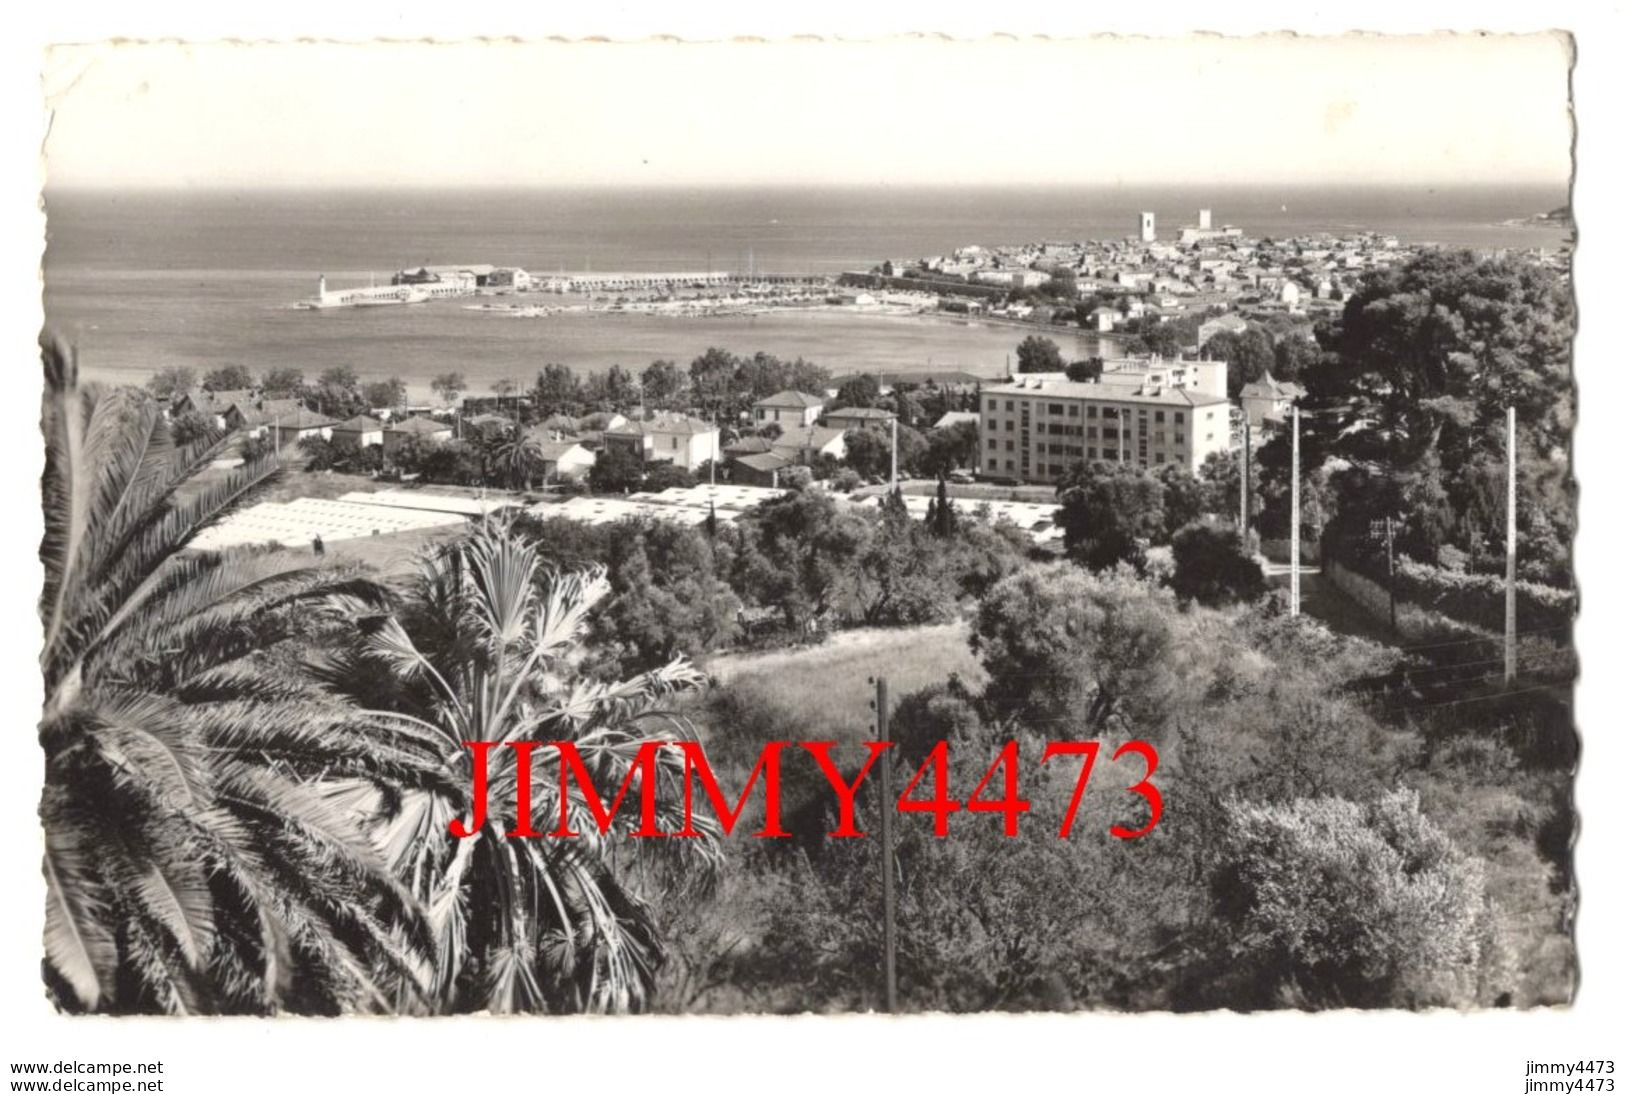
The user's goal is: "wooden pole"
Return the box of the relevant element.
[875,676,897,1013]
[1386,517,1398,634]
[1240,418,1251,551]
[890,414,899,491]
[1505,405,1517,684]
[1290,406,1300,616]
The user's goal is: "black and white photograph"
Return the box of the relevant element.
[4,7,1621,1090]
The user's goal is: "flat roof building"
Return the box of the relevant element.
[979,370,1230,484]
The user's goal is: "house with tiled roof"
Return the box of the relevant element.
[1239,372,1307,429]
[330,415,386,448]
[730,450,798,488]
[751,389,825,429]
[770,424,847,464]
[603,414,721,472]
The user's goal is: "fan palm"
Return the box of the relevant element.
[38,338,443,1014]
[327,518,723,1014]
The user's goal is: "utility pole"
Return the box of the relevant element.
[1505,405,1517,685]
[872,676,898,1014]
[890,414,899,491]
[1289,405,1300,617]
[1240,418,1251,552]
[1385,516,1398,633]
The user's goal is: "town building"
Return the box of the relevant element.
[729,451,798,487]
[330,415,386,448]
[978,369,1230,483]
[769,424,847,464]
[752,389,825,429]
[262,408,338,445]
[530,434,596,481]
[602,413,721,472]
[1239,372,1307,428]
[1139,211,1156,243]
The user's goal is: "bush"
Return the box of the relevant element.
[1170,523,1266,606]
[1334,544,1576,635]
[1212,789,1504,1008]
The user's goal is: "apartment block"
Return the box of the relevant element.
[979,361,1231,483]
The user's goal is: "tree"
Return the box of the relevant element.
[1156,463,1208,540]
[642,462,694,492]
[168,409,216,447]
[1345,250,1571,455]
[1205,329,1276,398]
[430,371,467,408]
[202,365,255,391]
[533,364,583,417]
[38,339,428,1014]
[584,518,742,676]
[1213,790,1502,1008]
[1065,358,1104,383]
[640,359,687,410]
[1015,335,1064,373]
[973,565,1180,733]
[333,523,722,1013]
[689,348,739,421]
[731,489,874,630]
[1056,461,1167,571]
[835,373,881,409]
[1170,523,1267,606]
[318,364,359,390]
[145,367,196,401]
[1272,334,1319,382]
[842,428,891,480]
[920,420,979,478]
[490,377,518,404]
[362,377,408,411]
[930,475,958,537]
[589,445,645,494]
[260,367,305,394]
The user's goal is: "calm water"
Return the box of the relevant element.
[42,185,1572,398]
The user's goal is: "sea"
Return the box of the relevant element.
[41,184,1572,400]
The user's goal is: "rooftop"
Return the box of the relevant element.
[985,377,1228,408]
[333,415,385,432]
[824,406,897,420]
[755,389,825,409]
[606,414,717,438]
[388,416,454,434]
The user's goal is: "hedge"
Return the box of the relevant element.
[1332,544,1576,635]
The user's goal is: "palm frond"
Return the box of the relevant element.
[42,817,115,1011]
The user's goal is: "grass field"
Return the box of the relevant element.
[703,622,985,745]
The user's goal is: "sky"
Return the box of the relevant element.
[41,34,1575,190]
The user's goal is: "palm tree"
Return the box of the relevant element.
[493,426,549,491]
[38,338,442,1014]
[326,518,723,1014]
